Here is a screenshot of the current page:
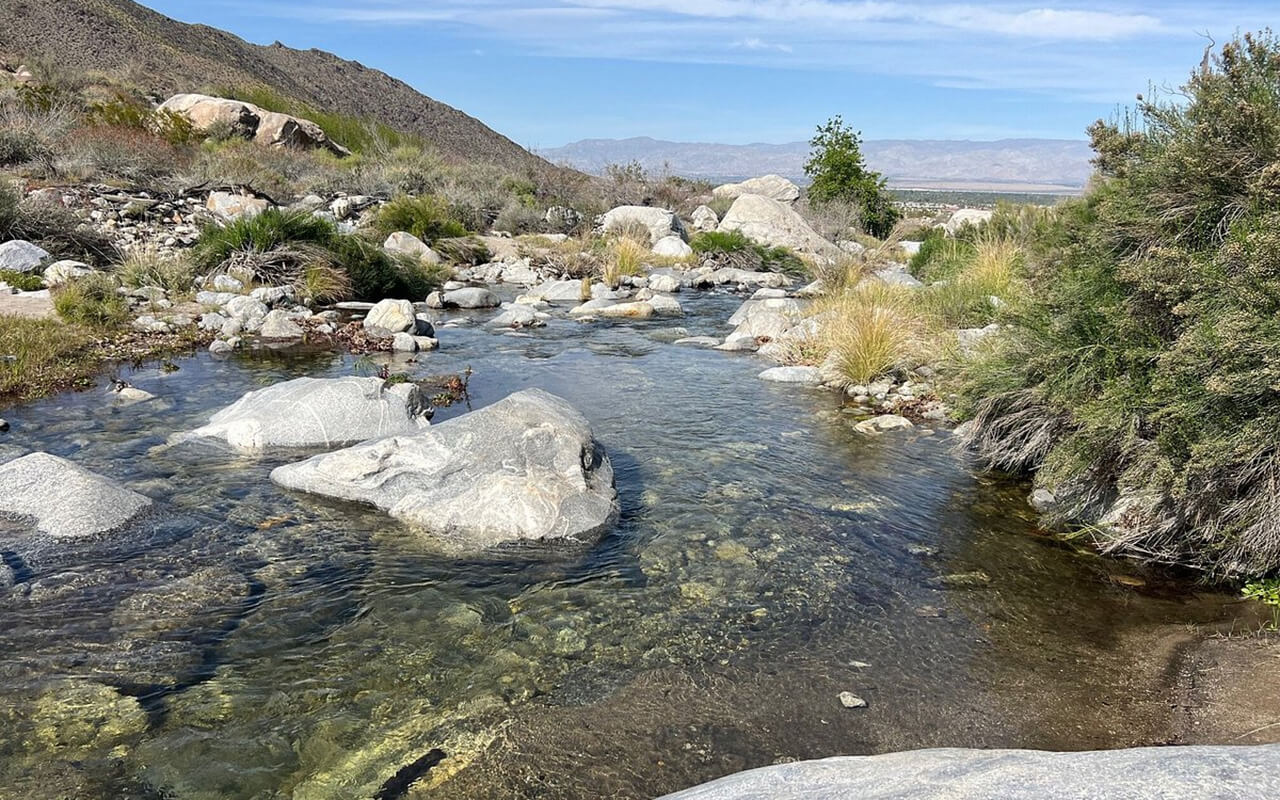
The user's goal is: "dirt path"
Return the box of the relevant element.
[0,290,55,320]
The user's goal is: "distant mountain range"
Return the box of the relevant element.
[539,137,1095,193]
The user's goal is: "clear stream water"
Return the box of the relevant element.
[0,291,1248,799]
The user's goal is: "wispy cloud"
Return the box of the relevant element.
[732,37,793,53]
[243,1,1259,102]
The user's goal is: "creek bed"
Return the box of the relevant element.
[0,291,1244,799]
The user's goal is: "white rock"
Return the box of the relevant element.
[0,453,151,538]
[41,260,93,286]
[713,175,802,205]
[691,205,720,232]
[943,208,994,235]
[384,231,441,265]
[269,389,618,548]
[259,309,304,339]
[181,376,430,451]
[599,206,686,245]
[206,191,269,222]
[758,366,823,385]
[363,298,417,333]
[854,415,915,435]
[653,235,693,259]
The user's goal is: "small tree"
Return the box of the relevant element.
[804,116,900,239]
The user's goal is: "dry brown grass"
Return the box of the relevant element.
[813,281,928,385]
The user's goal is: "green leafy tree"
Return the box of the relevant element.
[804,116,900,238]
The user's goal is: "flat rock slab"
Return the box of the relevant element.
[181,376,429,451]
[758,366,823,384]
[0,452,151,538]
[270,388,618,548]
[659,745,1280,799]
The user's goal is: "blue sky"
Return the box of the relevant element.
[142,1,1275,147]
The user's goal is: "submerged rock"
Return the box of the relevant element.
[758,366,823,385]
[658,745,1280,799]
[0,452,151,538]
[270,389,618,548]
[854,415,914,435]
[181,376,429,451]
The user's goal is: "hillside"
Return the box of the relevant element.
[0,0,548,172]
[540,136,1095,191]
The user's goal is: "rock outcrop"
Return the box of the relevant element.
[0,452,151,538]
[159,93,350,156]
[270,389,617,548]
[659,745,1280,799]
[713,174,802,205]
[181,376,430,451]
[717,194,838,258]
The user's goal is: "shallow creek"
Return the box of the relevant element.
[0,290,1250,799]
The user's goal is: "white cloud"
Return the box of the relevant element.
[731,37,793,53]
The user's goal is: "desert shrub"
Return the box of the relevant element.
[954,31,1280,577]
[916,235,1023,328]
[800,197,864,243]
[52,272,129,326]
[0,92,76,173]
[816,281,925,385]
[805,116,900,238]
[116,248,196,297]
[0,183,117,265]
[707,194,735,219]
[299,262,352,305]
[374,195,468,243]
[188,138,344,200]
[0,269,44,291]
[60,125,188,185]
[493,200,545,235]
[603,237,646,287]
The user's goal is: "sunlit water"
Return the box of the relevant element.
[0,291,1245,799]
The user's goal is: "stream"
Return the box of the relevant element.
[0,290,1247,799]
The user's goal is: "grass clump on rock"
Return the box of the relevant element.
[953,32,1280,578]
[690,230,806,276]
[192,208,446,302]
[373,195,469,244]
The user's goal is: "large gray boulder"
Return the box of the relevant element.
[942,208,994,235]
[0,452,151,538]
[660,745,1280,799]
[718,194,839,257]
[181,376,429,451]
[599,206,686,245]
[0,240,50,273]
[270,389,617,548]
[713,175,802,205]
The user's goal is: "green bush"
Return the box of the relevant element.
[52,272,129,326]
[804,116,900,238]
[192,208,336,271]
[373,195,468,243]
[955,31,1280,578]
[691,230,806,276]
[0,269,44,291]
[330,235,447,300]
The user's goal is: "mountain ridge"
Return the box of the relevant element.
[539,135,1095,190]
[0,0,551,173]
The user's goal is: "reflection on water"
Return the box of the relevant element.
[0,292,1242,799]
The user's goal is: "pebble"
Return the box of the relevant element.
[838,691,868,709]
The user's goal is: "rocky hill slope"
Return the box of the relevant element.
[0,0,547,172]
